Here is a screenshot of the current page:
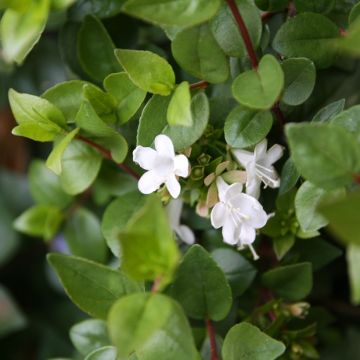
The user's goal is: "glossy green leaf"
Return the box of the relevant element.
[14,205,63,241]
[169,245,232,321]
[222,322,286,360]
[101,192,145,257]
[29,159,73,209]
[171,24,229,83]
[68,0,125,20]
[103,72,146,124]
[332,105,360,141]
[138,92,209,151]
[320,190,360,245]
[273,234,296,260]
[279,158,300,195]
[312,99,345,122]
[59,140,103,195]
[294,0,335,13]
[167,81,192,126]
[295,181,344,232]
[273,13,339,68]
[46,128,80,175]
[75,101,128,163]
[262,262,313,300]
[286,123,360,190]
[65,208,107,263]
[108,293,198,360]
[115,49,175,96]
[85,347,117,360]
[281,57,316,106]
[255,0,288,11]
[47,253,142,319]
[347,244,360,304]
[211,248,257,297]
[122,0,221,28]
[232,54,284,110]
[70,319,110,356]
[0,0,49,64]
[120,195,179,286]
[211,0,262,58]
[224,105,273,148]
[78,15,121,82]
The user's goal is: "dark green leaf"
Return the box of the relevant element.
[279,158,300,195]
[294,0,335,13]
[332,105,360,141]
[312,99,345,122]
[347,244,360,304]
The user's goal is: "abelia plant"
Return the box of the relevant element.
[2,0,360,359]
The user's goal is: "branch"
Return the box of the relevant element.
[206,319,219,360]
[190,80,209,91]
[76,135,140,180]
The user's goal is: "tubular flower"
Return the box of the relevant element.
[232,139,284,199]
[133,134,189,198]
[210,177,268,260]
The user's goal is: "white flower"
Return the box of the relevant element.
[232,139,284,199]
[167,199,195,245]
[133,134,189,198]
[210,177,268,260]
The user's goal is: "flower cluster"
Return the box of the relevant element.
[133,135,283,259]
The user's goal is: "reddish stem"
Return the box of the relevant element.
[226,0,258,69]
[271,102,285,130]
[339,28,348,37]
[76,135,140,180]
[190,80,209,91]
[261,11,278,22]
[151,277,162,293]
[353,174,360,184]
[206,319,219,360]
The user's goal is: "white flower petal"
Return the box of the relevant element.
[210,202,226,228]
[224,182,243,202]
[154,134,175,157]
[246,177,261,199]
[165,174,181,198]
[232,149,253,167]
[239,224,256,245]
[133,146,158,170]
[176,225,195,245]
[167,199,183,227]
[174,154,189,177]
[265,144,284,166]
[138,170,164,194]
[216,177,230,203]
[222,218,238,245]
[254,139,268,160]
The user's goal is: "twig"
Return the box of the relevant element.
[151,277,162,293]
[206,319,219,360]
[76,135,140,180]
[190,80,209,91]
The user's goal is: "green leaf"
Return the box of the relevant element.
[281,57,316,106]
[167,81,192,126]
[47,253,142,319]
[171,24,229,83]
[168,245,232,321]
[9,89,66,141]
[349,2,360,24]
[262,262,313,300]
[0,0,49,64]
[294,0,335,13]
[273,234,296,260]
[14,205,63,241]
[51,0,76,10]
[255,0,288,11]
[70,319,110,356]
[65,208,107,263]
[279,158,299,195]
[0,285,26,338]
[120,195,179,285]
[115,49,175,96]
[78,15,121,82]
[332,105,360,141]
[320,190,360,245]
[59,140,103,195]
[29,159,73,209]
[347,244,360,304]
[295,181,345,232]
[46,128,80,176]
[137,92,209,151]
[312,99,345,122]
[75,101,128,163]
[211,0,262,58]
[222,322,286,360]
[273,13,339,69]
[224,105,273,148]
[85,347,117,360]
[108,293,198,360]
[232,54,284,110]
[103,72,146,124]
[101,192,145,257]
[286,123,360,190]
[122,0,221,28]
[68,0,125,20]
[211,248,257,297]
